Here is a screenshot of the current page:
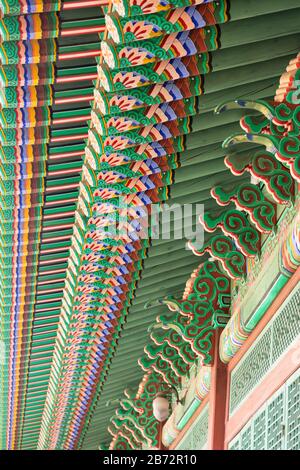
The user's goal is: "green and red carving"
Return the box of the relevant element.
[150,327,196,364]
[94,76,203,115]
[200,208,261,257]
[224,150,295,205]
[224,132,300,183]
[188,234,247,280]
[146,261,231,364]
[97,53,210,93]
[218,86,300,182]
[143,341,191,377]
[106,1,228,44]
[211,183,277,233]
[109,371,163,450]
[111,0,217,18]
[91,97,196,136]
[139,354,180,386]
[101,26,218,69]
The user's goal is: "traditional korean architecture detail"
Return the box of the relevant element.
[189,234,247,280]
[211,183,277,233]
[200,208,261,257]
[150,328,197,367]
[162,365,211,447]
[108,371,163,450]
[219,205,300,363]
[155,53,299,449]
[215,54,300,363]
[1,0,299,454]
[105,1,228,44]
[0,1,61,16]
[36,0,229,450]
[220,67,300,183]
[0,0,106,451]
[0,3,56,450]
[280,211,300,278]
[139,319,198,384]
[144,261,231,366]
[143,340,191,378]
[224,150,295,205]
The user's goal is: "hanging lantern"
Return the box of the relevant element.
[152,392,171,423]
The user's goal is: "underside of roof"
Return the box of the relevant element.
[0,0,299,450]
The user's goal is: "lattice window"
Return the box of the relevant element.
[193,405,209,450]
[286,373,300,450]
[253,409,267,450]
[176,432,194,451]
[228,436,240,450]
[229,368,300,450]
[230,286,300,415]
[267,391,285,450]
[229,328,271,414]
[176,404,209,450]
[272,291,300,363]
[240,425,252,450]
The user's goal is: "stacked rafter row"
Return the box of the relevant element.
[0,0,107,450]
[38,0,229,450]
[0,0,60,450]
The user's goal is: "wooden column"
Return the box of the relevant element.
[207,329,228,450]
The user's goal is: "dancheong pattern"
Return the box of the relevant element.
[108,54,300,449]
[34,0,231,451]
[0,0,299,453]
[0,0,106,451]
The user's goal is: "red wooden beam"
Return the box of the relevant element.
[207,329,228,450]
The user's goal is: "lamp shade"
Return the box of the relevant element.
[152,395,170,423]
